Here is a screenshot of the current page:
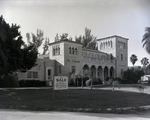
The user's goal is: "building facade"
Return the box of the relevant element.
[18,35,128,86]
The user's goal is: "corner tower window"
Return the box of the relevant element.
[58,47,60,55]
[53,47,55,56]
[69,47,71,54]
[75,48,77,55]
[110,41,113,48]
[72,47,74,55]
[121,54,123,61]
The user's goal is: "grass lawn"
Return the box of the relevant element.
[0,88,150,113]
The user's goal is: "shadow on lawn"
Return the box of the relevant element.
[0,88,150,114]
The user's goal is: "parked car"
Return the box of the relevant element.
[140,75,150,83]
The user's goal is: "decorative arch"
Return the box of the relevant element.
[110,67,114,78]
[83,64,89,77]
[97,66,103,80]
[90,65,96,77]
[90,53,94,58]
[104,66,109,81]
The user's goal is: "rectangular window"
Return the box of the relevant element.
[27,71,32,78]
[58,66,61,74]
[48,69,51,80]
[27,71,38,79]
[71,66,76,73]
[33,72,38,78]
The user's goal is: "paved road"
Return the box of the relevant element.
[95,85,150,94]
[0,110,150,120]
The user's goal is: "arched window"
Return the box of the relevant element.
[72,47,74,54]
[53,47,55,56]
[110,41,113,48]
[58,47,60,55]
[104,43,105,49]
[121,53,123,61]
[108,41,110,48]
[69,47,71,54]
[106,42,108,49]
[110,54,113,60]
[75,48,77,55]
[56,47,58,55]
[100,43,102,50]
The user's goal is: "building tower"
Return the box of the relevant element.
[97,35,128,78]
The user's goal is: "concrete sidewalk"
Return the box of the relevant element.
[96,86,150,94]
[0,110,150,120]
[0,85,150,94]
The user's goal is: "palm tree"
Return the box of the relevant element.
[141,57,149,74]
[141,57,149,67]
[142,27,150,54]
[130,54,138,67]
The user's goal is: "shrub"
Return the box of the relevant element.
[123,69,144,84]
[114,77,130,84]
[18,80,46,87]
[68,78,75,86]
[92,77,103,85]
[83,77,89,86]
[0,74,19,88]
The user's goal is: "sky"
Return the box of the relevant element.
[0,0,150,66]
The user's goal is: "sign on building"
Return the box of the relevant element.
[54,76,68,90]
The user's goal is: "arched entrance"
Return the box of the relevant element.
[104,66,108,81]
[97,66,103,80]
[83,64,89,77]
[90,65,96,77]
[110,67,114,78]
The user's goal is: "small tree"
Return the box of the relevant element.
[42,37,50,55]
[26,29,44,50]
[0,16,38,75]
[0,16,38,87]
[130,54,138,67]
[75,35,82,44]
[82,27,97,50]
[26,29,50,55]
[54,33,72,42]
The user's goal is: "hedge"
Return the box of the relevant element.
[18,80,46,87]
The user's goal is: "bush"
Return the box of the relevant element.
[68,77,103,86]
[68,78,75,86]
[0,74,19,88]
[114,77,130,84]
[83,77,89,86]
[92,77,103,85]
[18,80,46,87]
[123,69,144,84]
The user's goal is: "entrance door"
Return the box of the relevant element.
[48,69,52,80]
[46,67,53,86]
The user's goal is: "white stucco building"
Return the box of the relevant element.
[18,35,128,86]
